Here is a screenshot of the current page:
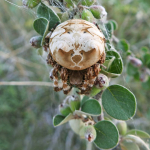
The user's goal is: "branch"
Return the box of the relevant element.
[86,141,92,150]
[94,90,104,121]
[0,81,53,87]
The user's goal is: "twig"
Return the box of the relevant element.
[0,51,43,69]
[101,64,107,70]
[94,90,104,121]
[86,141,92,150]
[0,81,53,87]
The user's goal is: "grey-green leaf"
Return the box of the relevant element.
[143,53,150,67]
[81,95,90,106]
[101,50,123,77]
[117,39,129,52]
[33,17,49,36]
[123,135,149,150]
[108,20,118,30]
[81,99,101,116]
[127,62,138,76]
[120,141,140,150]
[126,129,150,138]
[94,120,119,149]
[104,22,113,39]
[53,114,74,127]
[102,85,136,120]
[37,3,60,31]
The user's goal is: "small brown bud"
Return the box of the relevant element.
[30,36,42,48]
[128,56,142,67]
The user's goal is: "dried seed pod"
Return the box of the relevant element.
[140,70,149,82]
[79,125,97,142]
[94,74,109,90]
[128,56,142,67]
[22,0,41,8]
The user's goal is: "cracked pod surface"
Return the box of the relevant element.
[49,19,105,70]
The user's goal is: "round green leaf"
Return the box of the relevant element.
[53,114,74,127]
[127,129,150,138]
[81,9,95,22]
[103,22,113,39]
[102,85,136,120]
[105,43,112,51]
[94,120,119,149]
[37,3,60,31]
[123,135,149,150]
[108,20,118,30]
[142,77,150,90]
[33,17,49,36]
[143,53,150,67]
[120,141,140,150]
[141,46,149,53]
[127,63,138,76]
[81,99,101,116]
[101,50,123,77]
[117,39,129,52]
[81,95,90,106]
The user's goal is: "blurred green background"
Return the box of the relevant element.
[0,0,150,150]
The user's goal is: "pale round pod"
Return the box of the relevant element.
[49,19,105,70]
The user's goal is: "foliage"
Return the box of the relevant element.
[0,0,150,150]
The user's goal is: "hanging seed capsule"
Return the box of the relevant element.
[128,56,142,67]
[81,0,95,6]
[69,119,85,134]
[59,103,72,116]
[81,9,95,22]
[116,121,127,136]
[89,5,107,19]
[79,125,97,142]
[94,74,109,90]
[30,36,42,48]
[22,0,41,8]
